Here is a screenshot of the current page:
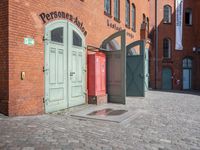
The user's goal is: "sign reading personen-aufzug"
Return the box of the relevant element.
[39,11,87,36]
[176,0,184,50]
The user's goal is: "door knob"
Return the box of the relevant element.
[70,72,76,76]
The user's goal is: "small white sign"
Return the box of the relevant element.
[24,38,35,46]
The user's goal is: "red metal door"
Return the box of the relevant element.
[87,52,106,96]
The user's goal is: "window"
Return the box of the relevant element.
[51,27,63,43]
[183,58,192,68]
[185,8,192,25]
[132,4,136,31]
[73,31,82,47]
[163,38,171,59]
[143,14,146,23]
[104,0,111,16]
[125,0,130,27]
[164,5,172,23]
[146,17,149,32]
[114,0,120,21]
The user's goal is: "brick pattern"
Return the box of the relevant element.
[149,0,200,90]
[0,0,150,116]
[0,0,8,115]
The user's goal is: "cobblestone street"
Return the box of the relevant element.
[0,90,200,150]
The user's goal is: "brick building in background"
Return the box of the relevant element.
[149,0,200,90]
[0,0,150,116]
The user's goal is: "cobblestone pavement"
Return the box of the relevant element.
[0,90,200,150]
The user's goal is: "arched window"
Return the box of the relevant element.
[164,5,172,23]
[185,8,192,25]
[104,0,111,16]
[146,17,149,32]
[143,14,146,23]
[114,0,120,21]
[125,0,130,27]
[73,30,82,47]
[163,38,171,59]
[183,58,192,68]
[132,4,136,31]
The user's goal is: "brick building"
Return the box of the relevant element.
[0,0,150,116]
[149,0,200,90]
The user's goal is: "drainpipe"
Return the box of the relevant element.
[155,0,158,89]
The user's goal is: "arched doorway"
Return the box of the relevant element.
[162,67,172,90]
[182,58,192,90]
[44,21,86,113]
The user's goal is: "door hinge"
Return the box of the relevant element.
[43,66,49,72]
[43,97,48,103]
[43,36,48,42]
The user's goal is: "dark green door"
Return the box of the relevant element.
[101,30,126,104]
[126,40,145,97]
[162,68,172,90]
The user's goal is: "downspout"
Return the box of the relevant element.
[155,0,158,89]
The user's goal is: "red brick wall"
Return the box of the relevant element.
[7,0,150,116]
[0,0,9,115]
[193,0,200,90]
[149,0,200,90]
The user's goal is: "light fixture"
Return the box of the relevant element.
[193,47,196,52]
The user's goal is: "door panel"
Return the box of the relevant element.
[68,23,86,107]
[183,69,191,90]
[126,40,145,97]
[101,30,126,104]
[45,22,67,113]
[162,68,172,90]
[145,48,149,91]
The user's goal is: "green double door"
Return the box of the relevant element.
[44,21,86,113]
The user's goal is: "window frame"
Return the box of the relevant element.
[125,0,130,28]
[114,0,120,22]
[104,0,112,17]
[185,8,192,26]
[131,3,136,32]
[163,38,172,59]
[163,5,172,24]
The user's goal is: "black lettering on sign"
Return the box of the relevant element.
[39,11,87,36]
[107,19,134,39]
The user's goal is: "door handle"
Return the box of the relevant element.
[139,73,144,78]
[43,67,49,72]
[70,72,76,76]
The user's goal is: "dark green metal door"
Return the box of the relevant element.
[126,40,145,97]
[101,30,126,104]
[162,68,172,90]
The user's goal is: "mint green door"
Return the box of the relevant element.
[44,21,86,113]
[144,48,149,91]
[68,23,86,107]
[44,22,68,113]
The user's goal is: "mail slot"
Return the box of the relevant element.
[87,52,107,104]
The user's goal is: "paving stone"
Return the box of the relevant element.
[0,91,200,150]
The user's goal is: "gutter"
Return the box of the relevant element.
[155,0,158,89]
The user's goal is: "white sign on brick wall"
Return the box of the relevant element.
[24,38,35,46]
